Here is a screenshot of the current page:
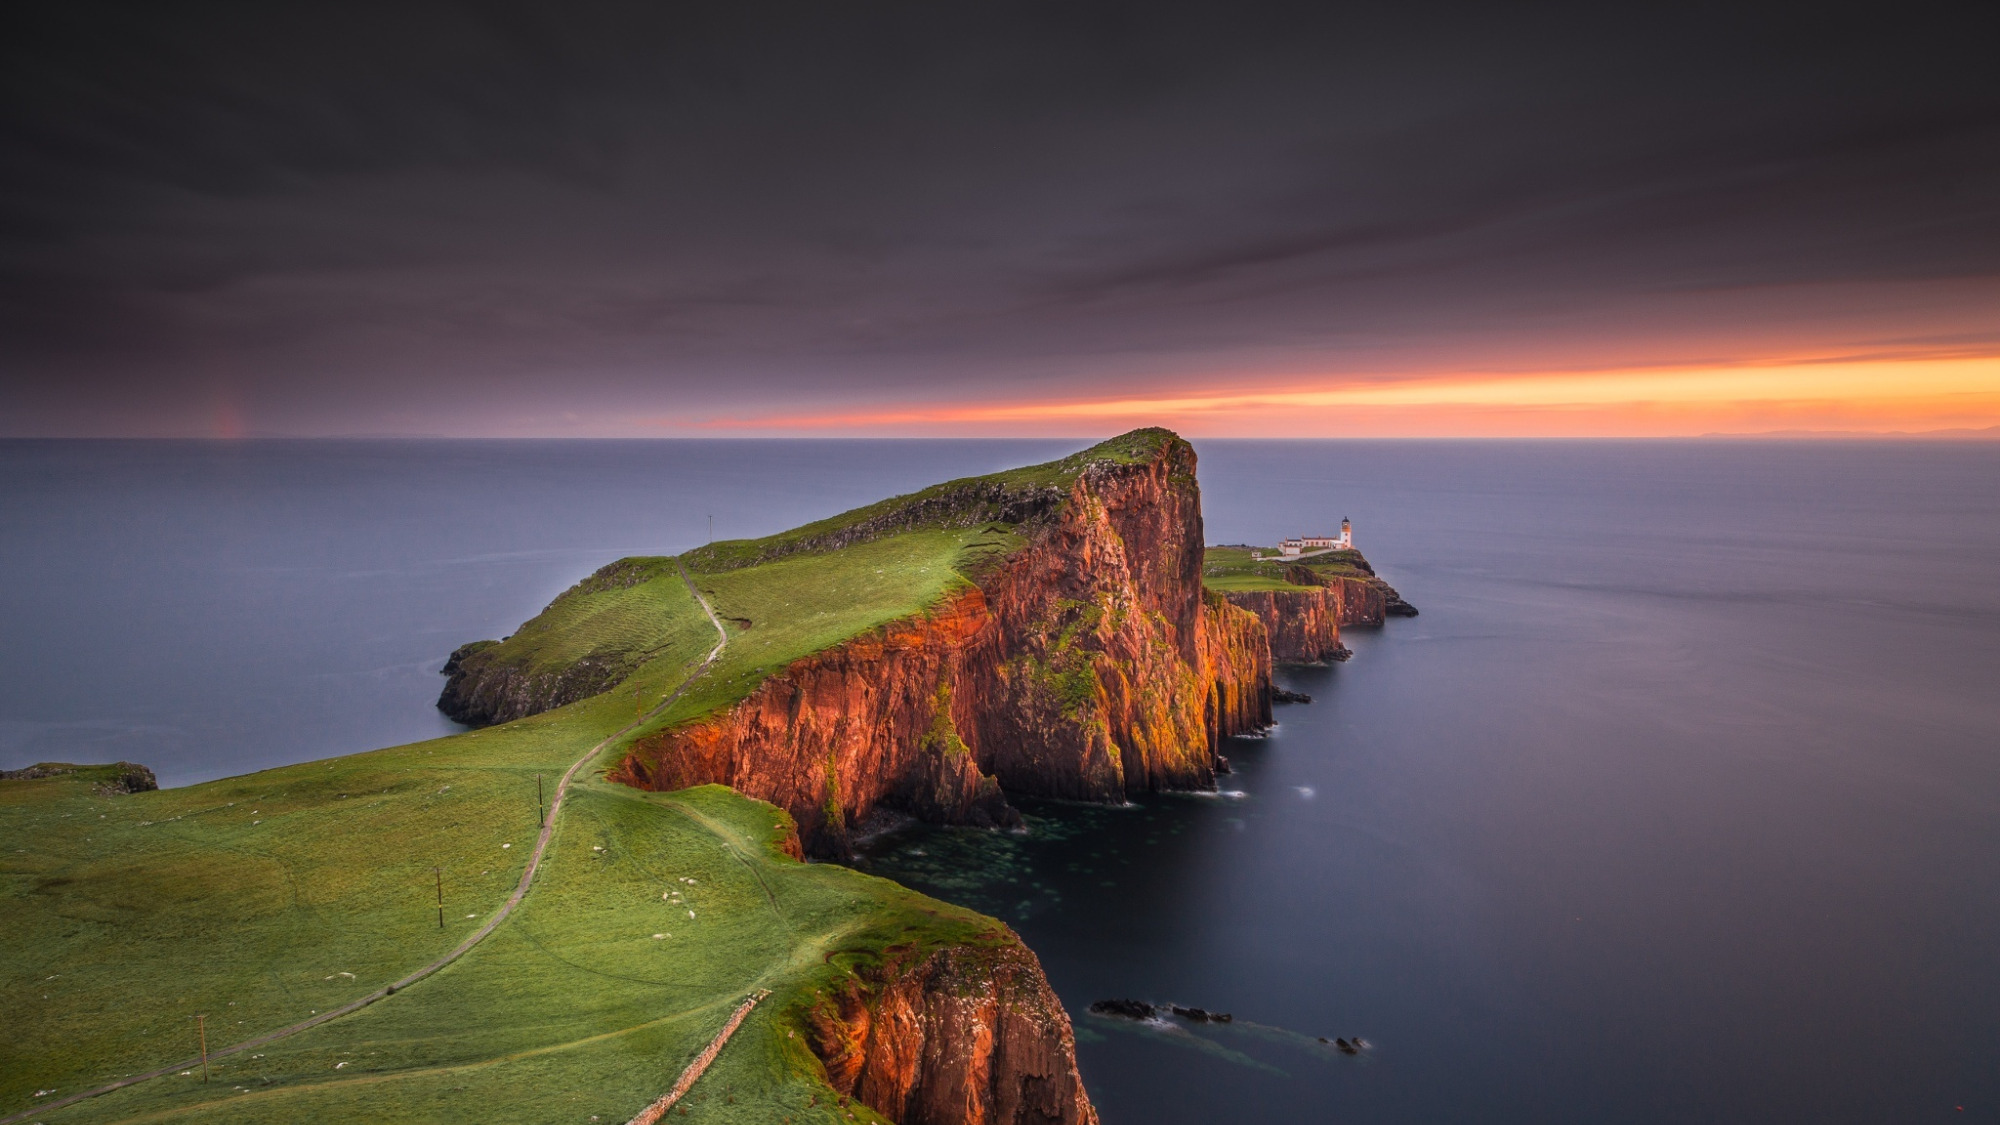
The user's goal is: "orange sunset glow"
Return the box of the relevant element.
[6,1,1997,448]
[686,352,2000,438]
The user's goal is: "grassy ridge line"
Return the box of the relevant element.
[629,527,1019,741]
[0,564,731,1125]
[679,427,1173,573]
[449,429,1178,737]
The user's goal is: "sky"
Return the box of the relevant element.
[2,1,1997,438]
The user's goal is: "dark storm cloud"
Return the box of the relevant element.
[2,1,1997,432]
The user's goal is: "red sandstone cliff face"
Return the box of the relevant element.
[1330,575,1393,624]
[608,438,1272,856]
[1221,587,1349,663]
[1284,561,1417,624]
[1201,589,1273,733]
[804,939,1097,1125]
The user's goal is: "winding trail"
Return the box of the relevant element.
[3,562,732,1125]
[624,989,772,1125]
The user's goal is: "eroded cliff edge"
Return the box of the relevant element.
[607,432,1273,857]
[1209,553,1418,664]
[801,936,1097,1125]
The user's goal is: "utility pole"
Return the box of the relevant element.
[196,1014,209,1082]
[708,513,713,543]
[536,774,545,827]
[435,865,444,929]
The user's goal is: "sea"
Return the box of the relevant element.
[3,438,1996,1122]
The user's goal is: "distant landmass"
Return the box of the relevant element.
[1698,424,2000,440]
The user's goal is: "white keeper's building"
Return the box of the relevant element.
[1277,517,1352,557]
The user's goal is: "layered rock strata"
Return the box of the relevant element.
[1219,587,1349,664]
[802,938,1097,1125]
[609,436,1273,856]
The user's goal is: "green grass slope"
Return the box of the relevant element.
[646,525,1021,736]
[458,557,711,685]
[1,434,1191,1123]
[2,668,997,1123]
[1199,545,1296,591]
[679,426,1173,573]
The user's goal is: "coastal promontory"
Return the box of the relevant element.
[3,429,1415,1125]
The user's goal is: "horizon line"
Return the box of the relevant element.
[6,426,1999,442]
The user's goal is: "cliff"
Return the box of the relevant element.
[1219,586,1350,663]
[1207,547,1417,663]
[438,639,633,727]
[802,937,1096,1125]
[608,431,1273,856]
[1311,555,1420,620]
[1286,567,1418,624]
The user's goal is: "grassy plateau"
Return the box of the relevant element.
[1199,544,1375,593]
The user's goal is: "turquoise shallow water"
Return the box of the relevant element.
[5,438,1998,1121]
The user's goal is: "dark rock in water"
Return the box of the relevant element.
[1216,755,1232,774]
[1331,646,1354,662]
[1091,999,1155,1020]
[1169,1005,1233,1023]
[1336,1038,1358,1054]
[1271,688,1313,704]
[1318,1036,1330,1044]
[1090,999,1156,1020]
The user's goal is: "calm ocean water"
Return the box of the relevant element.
[4,438,1997,1121]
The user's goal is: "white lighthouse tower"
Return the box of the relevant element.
[1339,516,1352,549]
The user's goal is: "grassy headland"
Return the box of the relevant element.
[0,433,1183,1123]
